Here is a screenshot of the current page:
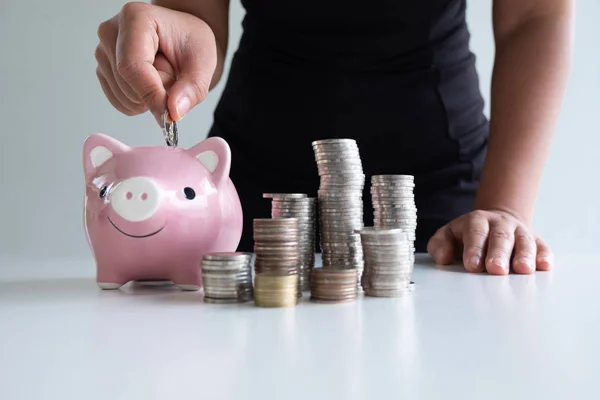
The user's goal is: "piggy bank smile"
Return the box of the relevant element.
[103,176,167,238]
[107,217,164,238]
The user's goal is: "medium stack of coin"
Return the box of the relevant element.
[370,175,417,262]
[201,252,253,303]
[359,227,414,297]
[312,139,365,288]
[310,267,359,303]
[253,217,302,300]
[254,273,299,307]
[264,193,317,292]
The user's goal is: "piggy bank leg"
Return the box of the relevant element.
[97,282,125,290]
[96,265,129,290]
[171,265,203,291]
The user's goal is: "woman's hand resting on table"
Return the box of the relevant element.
[427,209,554,275]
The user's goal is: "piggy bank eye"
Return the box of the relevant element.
[99,186,108,198]
[183,187,196,200]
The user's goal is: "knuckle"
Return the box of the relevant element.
[490,247,510,258]
[491,228,512,242]
[94,45,104,63]
[120,2,150,19]
[466,243,485,253]
[498,212,515,222]
[116,59,159,104]
[515,231,534,244]
[115,57,140,78]
[140,87,161,106]
[541,246,554,256]
[535,236,549,248]
[467,226,488,238]
[471,209,487,219]
[97,20,110,41]
[189,77,210,102]
[516,250,535,260]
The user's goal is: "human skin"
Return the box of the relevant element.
[94,0,574,275]
[427,0,574,275]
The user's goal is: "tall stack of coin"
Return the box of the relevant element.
[370,175,417,262]
[310,267,359,303]
[264,193,317,292]
[312,139,365,289]
[201,252,253,303]
[253,218,301,305]
[359,227,414,297]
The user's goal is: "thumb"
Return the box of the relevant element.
[167,39,217,121]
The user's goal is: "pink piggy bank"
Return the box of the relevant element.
[82,133,243,290]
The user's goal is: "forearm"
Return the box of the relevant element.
[475,11,573,225]
[151,0,229,88]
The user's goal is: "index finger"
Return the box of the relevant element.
[115,12,166,122]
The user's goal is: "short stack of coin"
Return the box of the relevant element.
[370,175,417,262]
[310,267,359,303]
[254,274,299,308]
[359,227,414,297]
[264,193,317,292]
[253,218,301,305]
[312,139,365,289]
[201,252,253,303]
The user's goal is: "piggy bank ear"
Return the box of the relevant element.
[186,137,231,187]
[82,133,130,177]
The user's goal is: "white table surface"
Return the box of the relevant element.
[0,253,598,400]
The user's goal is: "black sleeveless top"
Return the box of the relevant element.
[208,0,489,252]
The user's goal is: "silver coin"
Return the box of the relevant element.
[161,110,178,147]
[314,156,363,164]
[272,201,316,207]
[262,193,308,199]
[313,138,366,289]
[373,209,417,214]
[371,174,414,182]
[321,173,365,179]
[203,252,253,262]
[200,254,253,302]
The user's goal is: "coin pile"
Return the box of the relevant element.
[359,227,414,297]
[201,252,253,303]
[370,175,417,262]
[253,218,301,305]
[264,193,317,292]
[310,267,359,303]
[312,139,365,288]
[254,274,299,308]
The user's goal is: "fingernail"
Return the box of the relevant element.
[176,96,191,120]
[490,257,507,270]
[469,256,480,269]
[516,257,532,270]
[537,256,551,267]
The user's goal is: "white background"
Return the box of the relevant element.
[0,0,597,263]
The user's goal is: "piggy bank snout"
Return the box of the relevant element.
[109,177,161,222]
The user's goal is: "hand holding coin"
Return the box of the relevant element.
[94,2,218,124]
